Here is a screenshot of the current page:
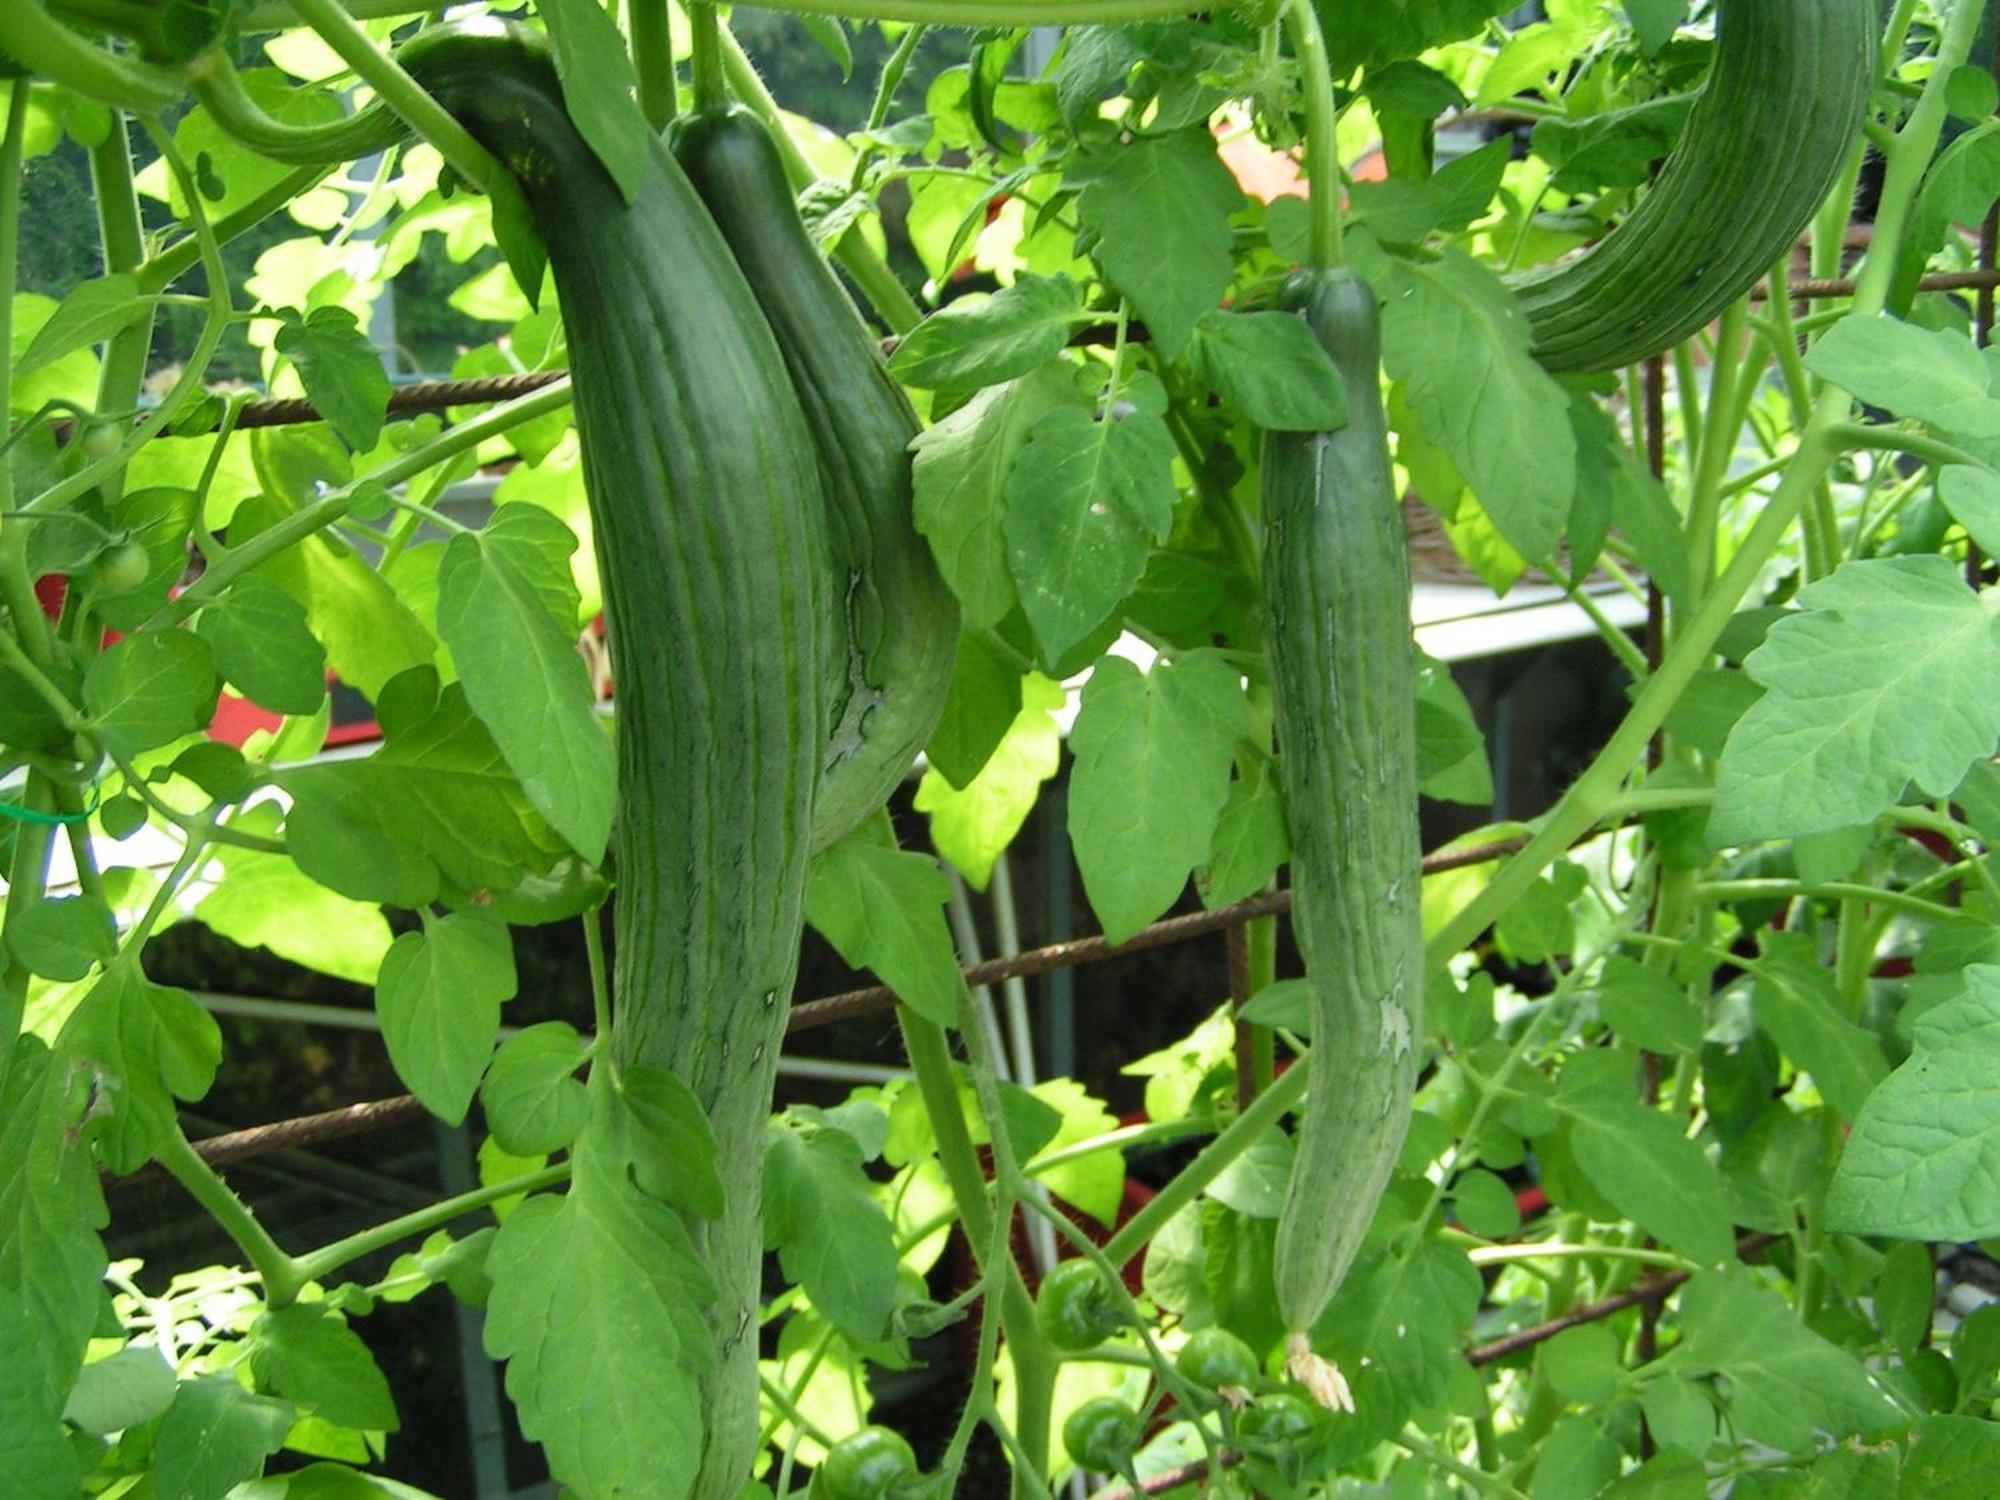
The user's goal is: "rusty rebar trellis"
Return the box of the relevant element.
[72,267,2000,439]
[137,836,1528,1175]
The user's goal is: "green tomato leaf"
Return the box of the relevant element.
[195,574,329,715]
[602,1065,726,1221]
[196,813,394,986]
[1623,0,1689,52]
[1804,314,2000,437]
[1196,766,1289,911]
[916,671,1065,891]
[1416,651,1493,804]
[17,273,149,376]
[481,1022,589,1158]
[1068,651,1248,944]
[281,672,568,908]
[1348,137,1509,244]
[1752,931,1889,1122]
[1668,1269,1902,1451]
[912,362,1079,628]
[0,1037,108,1433]
[1003,404,1177,664]
[1554,1052,1734,1264]
[1711,557,2000,845]
[60,1344,177,1437]
[925,630,1026,790]
[1937,465,2000,557]
[249,1304,399,1432]
[436,503,614,863]
[806,835,965,1026]
[375,910,518,1127]
[1373,246,1577,563]
[83,631,219,756]
[483,1126,714,1500]
[1592,955,1704,1056]
[763,1119,900,1341]
[1320,1237,1483,1414]
[56,964,221,1175]
[1904,1413,2000,1494]
[1072,128,1241,357]
[1187,309,1347,432]
[1326,0,1518,72]
[538,0,654,205]
[151,1376,296,1500]
[273,306,393,453]
[1827,963,2000,1241]
[890,273,1083,391]
[4,895,116,982]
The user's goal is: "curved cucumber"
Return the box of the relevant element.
[1510,0,1876,373]
[1262,271,1423,1337]
[672,107,958,850]
[401,22,830,1495]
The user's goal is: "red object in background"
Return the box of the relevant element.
[34,574,66,621]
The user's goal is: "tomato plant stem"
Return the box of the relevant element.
[290,1163,571,1287]
[1282,0,1343,270]
[154,1126,306,1307]
[86,118,153,512]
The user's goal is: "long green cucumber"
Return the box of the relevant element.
[401,23,829,1496]
[672,106,958,851]
[1511,0,1875,373]
[1263,271,1423,1343]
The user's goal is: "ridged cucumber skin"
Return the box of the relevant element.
[1511,0,1876,373]
[402,25,829,1497]
[1262,272,1423,1336]
[671,108,959,851]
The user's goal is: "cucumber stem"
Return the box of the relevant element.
[187,48,401,164]
[1282,0,1343,270]
[687,1,726,115]
[0,1,184,112]
[285,0,502,192]
[630,0,679,129]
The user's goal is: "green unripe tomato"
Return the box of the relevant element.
[1061,1396,1142,1476]
[1175,1327,1260,1395]
[79,421,123,462]
[86,538,151,595]
[1035,1258,1123,1352]
[815,1426,918,1500]
[1236,1392,1320,1451]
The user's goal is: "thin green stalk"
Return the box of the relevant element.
[584,902,613,1049]
[154,378,574,626]
[1826,422,1980,472]
[1462,1241,1693,1275]
[1670,341,1704,480]
[0,83,47,662]
[291,1163,570,1287]
[285,0,502,190]
[0,2,183,113]
[154,1127,305,1306]
[187,50,401,164]
[26,120,235,521]
[1695,879,1955,925]
[87,117,152,512]
[944,982,1057,1494]
[849,22,927,189]
[630,0,679,130]
[1394,1432,1531,1500]
[137,165,334,294]
[1281,0,1342,270]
